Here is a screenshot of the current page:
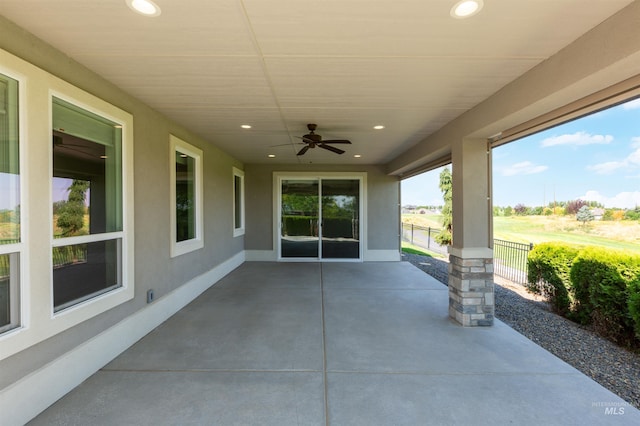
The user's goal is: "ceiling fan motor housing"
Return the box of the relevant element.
[303,133,322,143]
[296,123,350,155]
[304,123,322,144]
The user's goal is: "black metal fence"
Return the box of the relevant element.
[493,239,533,285]
[401,223,533,285]
[401,223,448,255]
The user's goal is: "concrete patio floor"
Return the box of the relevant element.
[31,262,639,425]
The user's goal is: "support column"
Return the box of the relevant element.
[448,138,494,326]
[448,252,494,326]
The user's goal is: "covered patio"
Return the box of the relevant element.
[30,262,639,425]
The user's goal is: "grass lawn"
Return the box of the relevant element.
[402,213,640,254]
[401,241,447,259]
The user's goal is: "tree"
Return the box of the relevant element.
[576,205,594,226]
[504,206,513,217]
[625,207,640,221]
[56,179,90,237]
[435,167,452,245]
[514,203,528,215]
[566,199,588,215]
[530,206,544,216]
[602,209,614,221]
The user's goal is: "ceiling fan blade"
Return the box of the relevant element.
[297,145,310,156]
[322,139,351,144]
[270,142,303,147]
[55,144,102,159]
[319,144,345,155]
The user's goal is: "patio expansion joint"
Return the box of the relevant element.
[324,370,584,378]
[320,264,330,426]
[99,368,324,374]
[324,288,447,292]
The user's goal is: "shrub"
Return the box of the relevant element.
[571,247,640,346]
[527,242,580,315]
[630,279,640,340]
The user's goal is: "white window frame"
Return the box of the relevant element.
[0,66,25,336]
[232,167,245,237]
[170,135,203,257]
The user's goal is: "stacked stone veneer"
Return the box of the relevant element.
[448,255,494,326]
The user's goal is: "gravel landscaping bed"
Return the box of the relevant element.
[402,252,640,409]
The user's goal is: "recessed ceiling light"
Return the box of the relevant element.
[126,0,161,17]
[373,125,385,130]
[451,0,483,19]
[354,154,362,158]
[241,124,252,129]
[268,154,276,158]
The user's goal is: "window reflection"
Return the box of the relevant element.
[53,240,120,312]
[0,73,20,245]
[52,97,123,311]
[176,151,195,242]
[281,180,319,258]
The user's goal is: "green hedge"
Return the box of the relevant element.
[282,216,317,236]
[571,247,640,346]
[282,216,356,238]
[630,279,640,340]
[527,242,580,315]
[527,242,640,348]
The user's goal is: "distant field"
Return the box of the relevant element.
[402,213,640,254]
[0,222,19,242]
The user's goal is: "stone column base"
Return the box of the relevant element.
[448,254,494,326]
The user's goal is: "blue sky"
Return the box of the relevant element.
[402,97,640,209]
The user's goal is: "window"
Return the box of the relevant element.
[0,72,20,333]
[0,50,134,358]
[52,96,124,312]
[170,135,203,257]
[233,167,245,237]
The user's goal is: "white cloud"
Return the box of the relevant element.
[587,161,626,175]
[502,161,548,176]
[579,190,640,209]
[588,144,640,174]
[622,98,640,110]
[540,131,613,147]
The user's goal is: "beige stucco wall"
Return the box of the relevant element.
[0,15,243,389]
[244,163,400,253]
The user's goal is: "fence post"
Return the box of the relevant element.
[411,224,414,244]
[427,227,431,249]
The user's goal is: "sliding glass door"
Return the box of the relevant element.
[279,177,361,260]
[321,179,359,259]
[280,179,319,258]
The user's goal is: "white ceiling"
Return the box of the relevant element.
[0,0,635,165]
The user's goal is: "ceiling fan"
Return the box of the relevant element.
[295,123,351,156]
[53,133,105,161]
